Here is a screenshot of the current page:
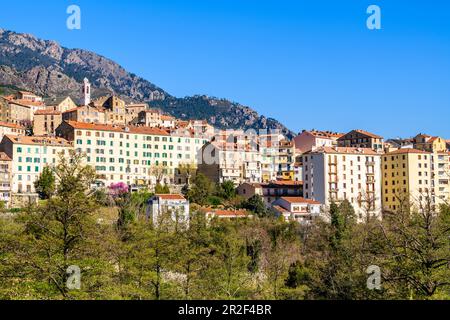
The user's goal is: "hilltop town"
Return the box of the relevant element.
[0,78,449,224]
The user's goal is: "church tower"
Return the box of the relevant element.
[83,78,91,106]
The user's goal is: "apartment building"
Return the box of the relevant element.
[0,152,12,207]
[0,135,72,195]
[198,141,261,185]
[0,122,26,141]
[126,103,148,124]
[44,96,77,113]
[277,140,296,181]
[2,96,46,124]
[431,152,450,206]
[56,121,209,187]
[382,149,433,212]
[338,130,384,152]
[294,130,342,154]
[258,133,284,183]
[138,109,162,127]
[62,105,106,124]
[33,110,62,136]
[301,147,382,221]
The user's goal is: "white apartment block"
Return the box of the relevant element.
[301,147,382,222]
[431,152,450,206]
[56,121,210,187]
[0,135,72,194]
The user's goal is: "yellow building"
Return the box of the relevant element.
[382,149,432,212]
[414,134,447,153]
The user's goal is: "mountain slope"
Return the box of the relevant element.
[0,28,293,137]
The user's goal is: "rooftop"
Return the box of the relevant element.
[0,121,25,130]
[385,148,431,155]
[154,194,186,200]
[280,197,321,205]
[308,146,380,155]
[64,121,170,136]
[4,135,72,147]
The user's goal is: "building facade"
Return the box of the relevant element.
[302,147,382,222]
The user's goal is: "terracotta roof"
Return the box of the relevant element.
[308,147,380,155]
[280,197,321,205]
[4,135,72,147]
[428,137,442,143]
[65,121,170,136]
[161,115,175,121]
[266,180,303,187]
[0,152,12,161]
[306,130,344,139]
[155,194,186,200]
[6,98,45,108]
[355,129,383,139]
[63,107,79,113]
[386,148,431,155]
[272,205,289,213]
[201,208,250,217]
[0,121,25,130]
[35,109,62,115]
[213,209,249,217]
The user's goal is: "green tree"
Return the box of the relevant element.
[217,180,236,200]
[187,173,215,206]
[242,195,268,217]
[34,166,56,200]
[377,200,450,299]
[13,151,116,299]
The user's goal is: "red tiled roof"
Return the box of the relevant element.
[65,121,170,136]
[386,148,431,155]
[4,135,72,147]
[308,147,379,155]
[155,194,186,200]
[280,197,321,205]
[0,121,25,130]
[35,109,62,115]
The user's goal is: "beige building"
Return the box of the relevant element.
[413,134,447,153]
[44,96,77,113]
[138,109,162,127]
[62,105,106,124]
[198,141,261,185]
[2,97,47,124]
[126,103,148,124]
[33,110,62,136]
[338,129,384,152]
[0,122,26,141]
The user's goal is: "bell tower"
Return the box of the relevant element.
[83,78,91,106]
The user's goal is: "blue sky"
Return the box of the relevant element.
[1,0,450,138]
